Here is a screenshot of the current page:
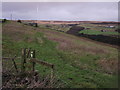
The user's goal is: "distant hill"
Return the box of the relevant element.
[18,20,120,25]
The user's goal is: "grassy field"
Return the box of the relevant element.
[79,29,118,35]
[2,21,118,88]
[79,23,118,35]
[38,24,71,32]
[37,23,119,35]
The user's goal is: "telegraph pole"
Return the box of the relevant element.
[36,5,39,23]
[10,14,12,20]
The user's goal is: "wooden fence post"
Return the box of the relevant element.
[32,50,36,72]
[12,55,18,73]
[26,48,31,58]
[50,66,54,87]
[21,48,26,73]
[21,48,24,72]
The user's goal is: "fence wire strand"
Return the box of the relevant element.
[2,48,68,88]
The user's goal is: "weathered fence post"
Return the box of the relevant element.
[21,48,27,73]
[50,66,54,87]
[12,55,18,73]
[27,48,31,58]
[32,50,36,72]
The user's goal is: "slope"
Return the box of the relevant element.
[2,21,118,88]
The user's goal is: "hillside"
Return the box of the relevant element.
[2,20,118,88]
[21,20,120,25]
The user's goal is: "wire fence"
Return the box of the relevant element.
[2,48,67,88]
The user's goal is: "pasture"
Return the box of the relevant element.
[79,23,118,35]
[2,20,118,88]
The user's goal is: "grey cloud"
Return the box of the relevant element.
[2,2,118,21]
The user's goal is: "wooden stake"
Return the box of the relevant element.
[21,48,26,73]
[26,48,31,58]
[50,68,54,87]
[12,56,18,73]
[32,50,36,72]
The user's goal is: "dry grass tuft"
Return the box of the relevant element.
[97,58,118,74]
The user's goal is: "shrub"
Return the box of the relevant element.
[17,20,22,23]
[2,19,7,23]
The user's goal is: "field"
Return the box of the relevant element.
[79,29,118,35]
[79,23,118,35]
[2,20,118,88]
[38,24,71,32]
[36,22,119,36]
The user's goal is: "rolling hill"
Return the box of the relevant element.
[2,20,118,88]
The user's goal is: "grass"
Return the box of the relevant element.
[38,23,118,35]
[79,29,119,35]
[78,23,118,35]
[2,21,118,88]
[38,24,71,32]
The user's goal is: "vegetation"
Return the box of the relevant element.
[38,24,71,32]
[79,29,118,35]
[2,21,118,88]
[79,23,118,35]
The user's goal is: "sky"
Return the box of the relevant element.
[1,0,120,2]
[2,2,119,21]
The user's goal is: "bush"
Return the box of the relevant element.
[17,20,22,23]
[2,19,7,23]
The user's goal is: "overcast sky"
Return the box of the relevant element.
[2,2,118,21]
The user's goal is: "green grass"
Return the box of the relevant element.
[78,23,118,35]
[79,29,119,35]
[2,21,118,88]
[38,24,71,32]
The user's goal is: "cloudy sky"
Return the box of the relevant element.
[2,2,118,21]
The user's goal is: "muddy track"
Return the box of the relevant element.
[66,26,119,48]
